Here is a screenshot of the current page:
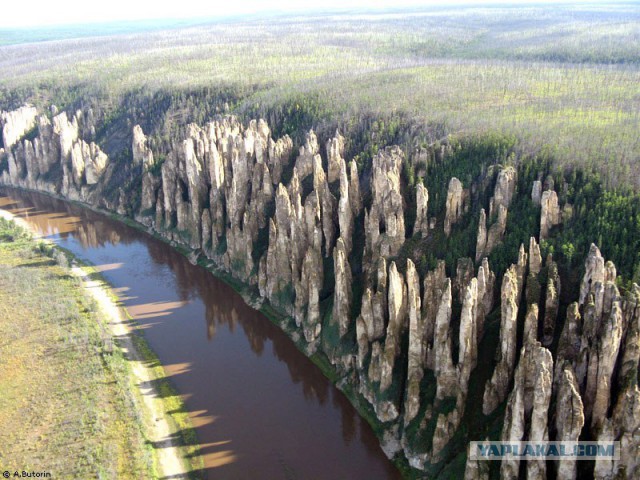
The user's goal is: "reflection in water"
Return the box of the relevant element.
[128,300,190,320]
[0,188,400,480]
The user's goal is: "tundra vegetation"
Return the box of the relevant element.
[0,2,639,479]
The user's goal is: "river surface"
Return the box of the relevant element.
[0,187,401,480]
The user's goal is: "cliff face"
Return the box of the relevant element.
[0,107,109,204]
[1,105,37,149]
[475,166,515,261]
[1,104,638,479]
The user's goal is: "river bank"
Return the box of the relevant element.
[3,183,411,477]
[0,207,202,479]
[0,186,402,479]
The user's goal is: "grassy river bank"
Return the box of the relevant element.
[0,214,202,479]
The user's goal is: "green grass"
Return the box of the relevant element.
[128,333,205,479]
[0,218,155,479]
[0,216,205,479]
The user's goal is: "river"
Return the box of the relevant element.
[0,187,401,480]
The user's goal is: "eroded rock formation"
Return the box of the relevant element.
[365,147,405,265]
[1,106,108,201]
[540,189,561,240]
[415,182,429,237]
[2,104,639,479]
[1,104,37,149]
[531,179,542,205]
[444,177,464,237]
[404,259,424,423]
[500,343,553,480]
[483,265,521,415]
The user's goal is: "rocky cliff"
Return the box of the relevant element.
[1,104,637,479]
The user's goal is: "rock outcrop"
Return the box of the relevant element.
[267,134,293,186]
[487,205,508,252]
[357,257,389,367]
[531,179,542,205]
[404,259,423,423]
[475,205,508,261]
[528,236,542,275]
[365,147,405,266]
[589,299,623,429]
[540,189,561,240]
[555,302,581,382]
[489,166,516,216]
[444,177,464,237]
[579,243,606,306]
[476,257,496,341]
[542,259,560,346]
[380,262,408,393]
[464,443,490,480]
[475,209,488,263]
[1,104,37,149]
[0,106,108,199]
[332,237,352,338]
[434,279,456,400]
[326,131,345,183]
[475,167,515,261]
[337,158,354,253]
[135,125,160,213]
[415,182,429,237]
[294,130,320,180]
[500,343,553,480]
[483,265,520,415]
[4,105,640,479]
[422,261,449,370]
[132,124,154,166]
[348,160,362,216]
[458,278,479,386]
[555,366,585,480]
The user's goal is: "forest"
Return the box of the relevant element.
[1,2,639,189]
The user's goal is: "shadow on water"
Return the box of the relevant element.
[0,187,401,480]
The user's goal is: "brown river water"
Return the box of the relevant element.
[0,187,401,480]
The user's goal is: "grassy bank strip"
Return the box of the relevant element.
[67,256,205,480]
[0,211,203,479]
[128,327,204,478]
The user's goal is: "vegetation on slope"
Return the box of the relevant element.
[0,3,639,189]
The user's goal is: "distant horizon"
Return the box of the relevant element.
[0,0,631,29]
